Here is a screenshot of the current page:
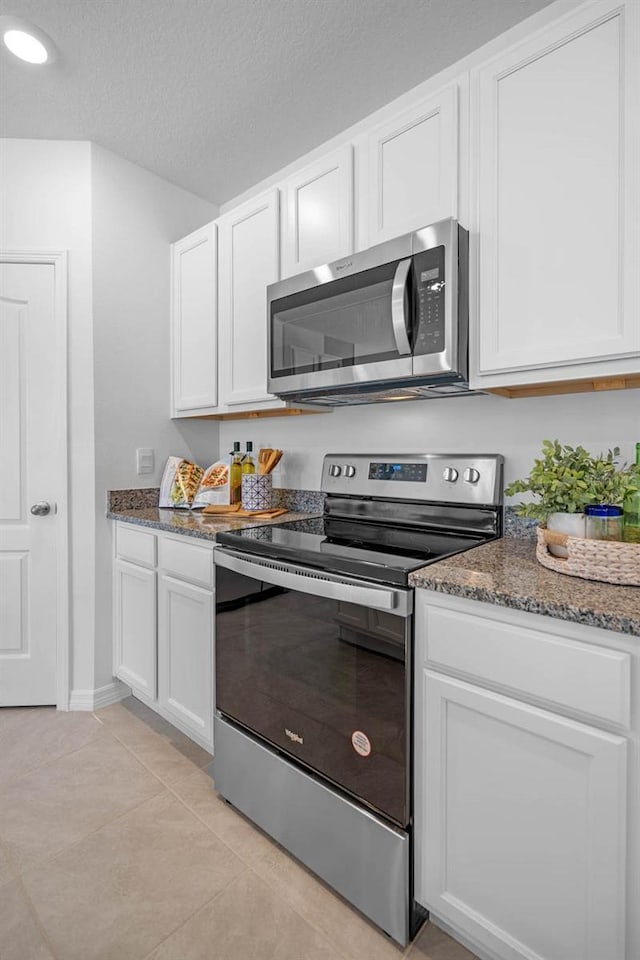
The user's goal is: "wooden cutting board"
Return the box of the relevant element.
[201,505,289,519]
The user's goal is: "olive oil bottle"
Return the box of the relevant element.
[623,442,640,542]
[242,441,256,475]
[230,441,243,503]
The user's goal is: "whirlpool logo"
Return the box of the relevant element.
[285,728,304,745]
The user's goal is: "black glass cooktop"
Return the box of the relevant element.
[216,515,488,586]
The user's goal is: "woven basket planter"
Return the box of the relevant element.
[536,526,640,587]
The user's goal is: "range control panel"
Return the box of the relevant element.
[321,454,504,507]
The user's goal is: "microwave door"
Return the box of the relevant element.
[268,256,414,396]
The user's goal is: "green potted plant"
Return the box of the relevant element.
[505,440,640,557]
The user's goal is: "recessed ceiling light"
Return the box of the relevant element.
[0,15,56,65]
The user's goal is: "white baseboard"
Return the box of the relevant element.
[427,914,498,960]
[69,679,131,711]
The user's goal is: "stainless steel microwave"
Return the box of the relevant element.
[267,218,470,406]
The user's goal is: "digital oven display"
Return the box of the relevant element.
[368,462,428,482]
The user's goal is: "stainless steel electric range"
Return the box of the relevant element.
[212,453,503,946]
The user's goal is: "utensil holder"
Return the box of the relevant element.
[241,474,273,512]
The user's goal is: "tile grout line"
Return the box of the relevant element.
[137,873,248,960]
[92,708,214,772]
[14,872,62,960]
[11,761,234,960]
[3,708,402,960]
[0,713,110,791]
[0,726,171,880]
[92,714,272,960]
[91,710,407,960]
[157,771,373,960]
[126,757,355,960]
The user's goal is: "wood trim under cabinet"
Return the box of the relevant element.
[487,373,640,399]
[181,406,333,421]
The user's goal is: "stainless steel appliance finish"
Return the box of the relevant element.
[214,715,421,946]
[267,218,469,405]
[320,452,502,507]
[212,453,503,946]
[215,548,413,614]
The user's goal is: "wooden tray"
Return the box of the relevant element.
[201,505,289,519]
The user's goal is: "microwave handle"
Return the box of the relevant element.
[391,257,412,356]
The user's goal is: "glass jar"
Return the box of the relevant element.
[584,505,623,541]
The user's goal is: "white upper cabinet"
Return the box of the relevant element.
[218,189,281,407]
[366,83,458,245]
[471,0,640,389]
[282,145,354,276]
[171,222,217,416]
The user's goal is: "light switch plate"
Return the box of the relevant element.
[136,447,155,475]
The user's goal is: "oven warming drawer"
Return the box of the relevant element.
[213,714,415,946]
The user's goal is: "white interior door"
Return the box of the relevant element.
[0,262,63,705]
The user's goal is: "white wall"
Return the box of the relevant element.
[219,390,640,495]
[0,137,219,701]
[0,138,98,695]
[91,143,218,687]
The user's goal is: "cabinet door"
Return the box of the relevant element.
[282,145,354,276]
[473,0,640,382]
[218,190,280,406]
[367,84,458,245]
[158,574,214,750]
[171,222,217,415]
[415,669,627,960]
[113,559,157,700]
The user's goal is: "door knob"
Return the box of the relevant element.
[30,501,51,516]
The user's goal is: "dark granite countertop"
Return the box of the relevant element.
[107,506,319,540]
[409,538,640,637]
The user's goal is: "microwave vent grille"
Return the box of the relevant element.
[286,383,482,407]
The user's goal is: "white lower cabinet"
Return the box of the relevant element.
[158,574,214,748]
[113,559,157,700]
[415,593,632,960]
[113,523,214,753]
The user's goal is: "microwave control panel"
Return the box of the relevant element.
[413,245,445,355]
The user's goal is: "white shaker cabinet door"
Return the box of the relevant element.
[282,145,354,276]
[171,222,218,416]
[113,559,157,700]
[366,83,458,245]
[218,189,280,406]
[472,0,640,385]
[415,669,627,960]
[158,574,214,751]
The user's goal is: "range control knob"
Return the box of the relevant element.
[329,464,342,478]
[343,465,356,478]
[463,467,481,484]
[442,467,459,483]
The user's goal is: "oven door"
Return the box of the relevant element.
[267,235,415,397]
[214,547,413,827]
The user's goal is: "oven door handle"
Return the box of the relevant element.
[391,257,412,356]
[214,548,411,616]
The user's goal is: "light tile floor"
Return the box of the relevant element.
[0,698,479,960]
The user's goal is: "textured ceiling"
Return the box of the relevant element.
[0,0,554,204]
